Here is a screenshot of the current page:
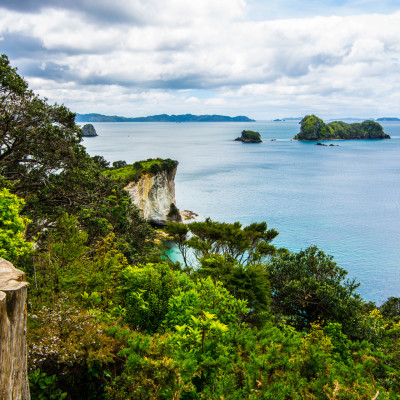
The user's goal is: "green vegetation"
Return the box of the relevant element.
[295,114,391,140]
[235,129,262,142]
[0,188,32,262]
[2,54,400,399]
[103,158,178,184]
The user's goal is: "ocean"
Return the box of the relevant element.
[82,120,400,304]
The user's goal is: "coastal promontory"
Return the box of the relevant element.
[235,130,262,143]
[295,115,390,141]
[103,158,182,226]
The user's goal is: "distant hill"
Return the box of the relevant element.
[376,117,400,121]
[327,118,368,121]
[75,113,255,123]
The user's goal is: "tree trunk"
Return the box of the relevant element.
[0,258,30,400]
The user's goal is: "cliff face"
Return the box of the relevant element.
[124,165,182,225]
[0,258,30,400]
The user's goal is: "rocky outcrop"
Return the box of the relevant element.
[235,130,262,143]
[81,124,98,137]
[0,258,30,400]
[295,115,390,141]
[124,165,182,226]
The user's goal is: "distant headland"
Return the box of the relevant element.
[75,113,255,123]
[376,117,400,121]
[294,115,391,141]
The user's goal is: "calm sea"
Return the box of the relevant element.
[82,121,400,304]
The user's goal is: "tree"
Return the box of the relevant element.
[380,297,400,320]
[0,54,82,196]
[195,255,271,326]
[0,187,32,263]
[268,246,362,335]
[112,160,127,169]
[0,55,155,262]
[165,218,278,269]
[119,262,191,333]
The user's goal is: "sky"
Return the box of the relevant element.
[1,0,400,120]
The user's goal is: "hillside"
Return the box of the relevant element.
[76,113,255,122]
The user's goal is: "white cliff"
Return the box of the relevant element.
[124,164,181,225]
[0,258,30,400]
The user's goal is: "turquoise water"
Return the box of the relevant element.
[82,121,400,304]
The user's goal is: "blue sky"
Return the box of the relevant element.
[247,0,400,19]
[1,0,400,119]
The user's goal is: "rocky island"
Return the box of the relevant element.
[81,124,98,137]
[295,115,390,141]
[103,158,182,226]
[235,130,262,143]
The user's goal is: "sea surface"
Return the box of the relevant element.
[82,120,400,304]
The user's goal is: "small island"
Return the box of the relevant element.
[81,123,98,137]
[235,130,262,143]
[294,115,390,141]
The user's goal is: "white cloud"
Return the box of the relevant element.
[1,2,400,118]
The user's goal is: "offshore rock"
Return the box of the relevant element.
[235,130,262,143]
[81,124,98,137]
[124,164,182,226]
[0,258,30,400]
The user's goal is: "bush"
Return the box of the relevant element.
[112,160,127,169]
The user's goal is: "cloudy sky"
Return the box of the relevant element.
[1,0,400,120]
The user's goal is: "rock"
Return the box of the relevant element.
[0,258,30,400]
[180,210,199,221]
[124,163,182,226]
[316,142,327,146]
[81,124,98,137]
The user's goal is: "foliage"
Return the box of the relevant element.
[237,130,262,142]
[165,218,278,270]
[120,262,191,333]
[112,160,127,169]
[167,202,180,219]
[106,311,390,399]
[268,246,362,335]
[29,370,67,400]
[194,255,271,326]
[27,296,122,400]
[0,54,155,264]
[295,114,331,140]
[0,187,32,263]
[104,158,178,184]
[164,276,249,329]
[380,297,400,320]
[30,213,128,304]
[0,54,83,197]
